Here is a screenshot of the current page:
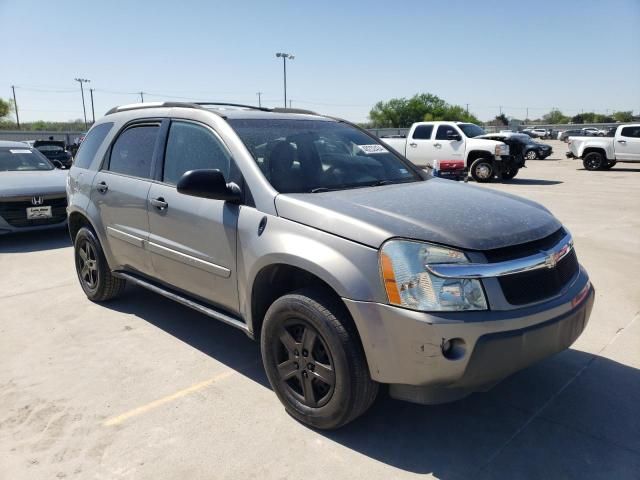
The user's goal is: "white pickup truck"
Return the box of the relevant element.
[567,124,640,170]
[380,122,513,182]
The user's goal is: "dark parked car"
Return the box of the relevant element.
[478,132,552,166]
[33,140,73,168]
[559,129,587,142]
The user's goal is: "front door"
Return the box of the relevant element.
[615,126,640,161]
[433,124,465,164]
[92,121,161,276]
[147,120,239,313]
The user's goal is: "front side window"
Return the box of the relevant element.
[108,124,159,179]
[0,148,53,171]
[458,123,486,138]
[435,125,459,140]
[620,126,640,138]
[228,119,422,194]
[74,122,113,169]
[412,125,433,140]
[162,121,231,185]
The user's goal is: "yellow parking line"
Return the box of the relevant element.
[103,370,236,427]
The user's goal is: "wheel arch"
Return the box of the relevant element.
[466,149,493,168]
[582,147,608,160]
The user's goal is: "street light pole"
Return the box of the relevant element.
[256,91,262,108]
[11,85,20,129]
[74,78,90,130]
[89,88,96,124]
[275,52,294,108]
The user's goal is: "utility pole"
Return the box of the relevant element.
[139,91,144,103]
[526,107,529,120]
[89,88,96,124]
[11,85,20,129]
[256,91,262,107]
[74,78,90,130]
[499,105,503,116]
[275,52,294,108]
[289,99,292,108]
[465,103,469,114]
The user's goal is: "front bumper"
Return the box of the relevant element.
[344,270,594,404]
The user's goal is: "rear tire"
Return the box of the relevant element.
[525,150,538,160]
[583,152,605,171]
[470,158,494,183]
[261,288,378,430]
[74,227,126,302]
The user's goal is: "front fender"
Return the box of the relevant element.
[236,207,387,328]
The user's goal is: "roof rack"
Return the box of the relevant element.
[105,101,319,116]
[195,102,270,112]
[105,102,201,115]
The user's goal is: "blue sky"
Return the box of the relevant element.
[1,0,639,123]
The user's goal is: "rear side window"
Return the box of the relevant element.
[435,125,458,140]
[162,121,231,185]
[108,124,159,179]
[412,125,433,140]
[74,122,113,169]
[620,126,640,138]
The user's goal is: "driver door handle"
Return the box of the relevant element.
[96,181,108,193]
[434,143,442,149]
[617,139,626,143]
[409,142,417,148]
[150,197,168,210]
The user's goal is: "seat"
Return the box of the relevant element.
[268,142,308,193]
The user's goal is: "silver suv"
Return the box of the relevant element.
[67,102,594,429]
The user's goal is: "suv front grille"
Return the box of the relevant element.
[0,196,67,228]
[498,249,579,305]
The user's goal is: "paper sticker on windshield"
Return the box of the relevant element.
[358,144,388,155]
[9,149,32,154]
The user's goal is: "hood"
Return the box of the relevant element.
[0,169,68,198]
[466,138,504,148]
[275,179,561,251]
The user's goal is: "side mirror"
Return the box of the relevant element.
[177,169,241,202]
[447,132,462,141]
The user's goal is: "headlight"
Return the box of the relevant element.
[495,144,509,156]
[380,240,488,312]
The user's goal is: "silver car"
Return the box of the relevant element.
[67,103,594,429]
[0,141,68,234]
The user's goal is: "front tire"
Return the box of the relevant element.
[502,168,519,180]
[261,289,378,430]
[583,152,605,171]
[74,227,126,301]
[525,149,538,160]
[470,158,494,183]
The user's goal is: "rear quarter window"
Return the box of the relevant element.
[74,123,114,169]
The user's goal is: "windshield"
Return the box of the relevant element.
[36,145,65,152]
[228,119,422,193]
[0,148,54,171]
[458,123,486,138]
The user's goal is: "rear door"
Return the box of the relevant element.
[147,119,240,313]
[615,126,640,161]
[404,124,434,167]
[433,124,465,163]
[92,120,162,276]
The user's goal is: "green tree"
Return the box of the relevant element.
[495,114,508,126]
[571,114,584,124]
[369,93,479,127]
[542,109,570,124]
[613,111,633,122]
[0,98,12,119]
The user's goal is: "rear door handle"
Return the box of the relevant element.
[434,143,442,148]
[150,197,168,210]
[409,142,418,148]
[96,181,108,193]
[617,139,626,143]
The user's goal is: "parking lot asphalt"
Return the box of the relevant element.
[1,140,639,480]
